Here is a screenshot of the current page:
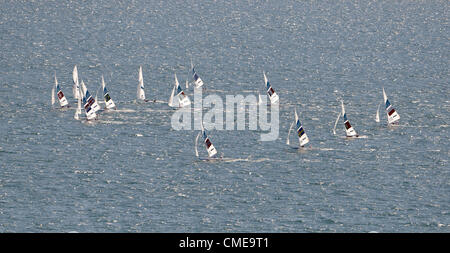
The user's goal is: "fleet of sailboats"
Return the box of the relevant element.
[51,65,404,157]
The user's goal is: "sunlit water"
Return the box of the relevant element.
[0,0,448,232]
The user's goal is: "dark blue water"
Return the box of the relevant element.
[0,0,448,232]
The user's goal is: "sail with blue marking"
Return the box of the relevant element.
[201,126,217,158]
[192,62,204,88]
[54,73,68,107]
[101,75,116,110]
[174,74,191,108]
[341,100,358,137]
[294,109,309,147]
[383,87,400,125]
[263,71,279,104]
[137,66,146,100]
[287,108,309,147]
[81,80,100,119]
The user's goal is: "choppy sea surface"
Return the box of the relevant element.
[0,0,448,232]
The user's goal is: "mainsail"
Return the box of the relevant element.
[174,74,191,108]
[201,126,217,158]
[341,101,358,137]
[74,88,82,120]
[81,81,97,120]
[375,103,381,123]
[137,66,146,100]
[383,87,400,125]
[54,73,69,107]
[101,75,116,110]
[287,108,309,147]
[72,65,80,99]
[51,84,55,105]
[192,61,204,88]
[168,85,176,107]
[81,80,100,114]
[263,71,279,104]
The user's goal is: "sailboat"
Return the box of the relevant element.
[341,100,358,137]
[286,108,309,147]
[137,66,146,101]
[375,103,381,123]
[169,74,191,108]
[382,87,400,125]
[263,71,279,104]
[101,75,116,110]
[192,61,204,88]
[195,124,218,159]
[80,80,101,113]
[74,88,82,120]
[257,92,263,105]
[81,81,97,121]
[168,84,176,107]
[54,73,69,107]
[51,84,55,106]
[72,65,80,100]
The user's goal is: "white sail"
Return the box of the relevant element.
[168,85,176,107]
[264,71,279,104]
[286,121,294,145]
[294,109,309,147]
[102,75,116,110]
[201,125,217,158]
[137,66,146,100]
[74,88,82,120]
[186,80,189,89]
[195,132,201,157]
[333,111,341,135]
[192,61,204,88]
[375,103,381,123]
[383,87,400,125]
[175,74,191,108]
[341,101,358,137]
[81,80,100,115]
[72,65,80,99]
[54,74,69,107]
[51,85,55,105]
[81,81,97,121]
[258,92,263,105]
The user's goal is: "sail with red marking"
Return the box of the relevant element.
[54,74,68,107]
[341,100,358,137]
[383,87,400,125]
[174,74,191,108]
[192,61,204,88]
[201,125,217,158]
[81,80,99,120]
[263,72,279,104]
